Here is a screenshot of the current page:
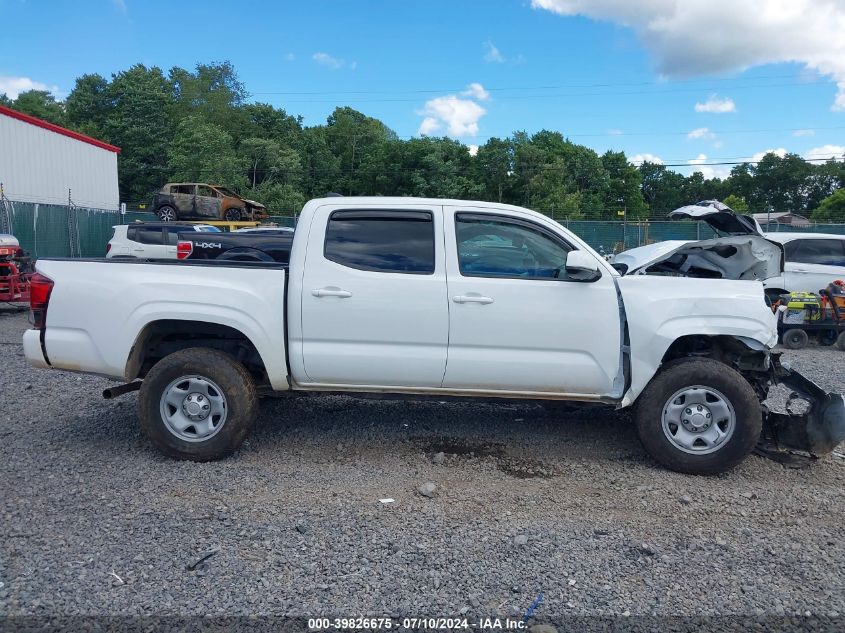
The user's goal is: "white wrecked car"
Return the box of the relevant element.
[611,201,784,284]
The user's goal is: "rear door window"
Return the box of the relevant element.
[324,210,435,274]
[788,239,845,266]
[134,227,164,245]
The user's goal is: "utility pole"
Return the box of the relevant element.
[618,196,627,248]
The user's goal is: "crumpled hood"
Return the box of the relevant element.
[612,235,784,281]
[241,198,266,210]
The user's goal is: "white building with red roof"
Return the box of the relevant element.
[0,105,120,211]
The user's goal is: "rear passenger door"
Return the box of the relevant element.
[127,226,168,258]
[784,238,845,292]
[299,204,448,387]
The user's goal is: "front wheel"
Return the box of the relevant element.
[138,348,258,461]
[634,358,762,475]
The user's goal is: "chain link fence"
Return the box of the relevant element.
[3,199,845,259]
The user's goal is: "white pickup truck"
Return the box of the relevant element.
[23,197,845,474]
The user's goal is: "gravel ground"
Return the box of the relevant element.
[1,307,844,625]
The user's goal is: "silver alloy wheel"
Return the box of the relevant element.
[661,385,736,455]
[159,375,227,442]
[158,207,176,221]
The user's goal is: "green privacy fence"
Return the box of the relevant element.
[3,198,845,259]
[0,200,297,258]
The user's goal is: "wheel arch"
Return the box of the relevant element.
[623,332,773,407]
[126,319,270,386]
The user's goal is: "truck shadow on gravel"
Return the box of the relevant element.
[246,395,648,473]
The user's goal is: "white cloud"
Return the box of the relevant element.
[804,144,845,161]
[483,40,505,63]
[686,153,731,179]
[687,127,715,140]
[417,84,489,137]
[607,128,624,136]
[531,0,845,110]
[285,53,296,62]
[482,40,525,64]
[0,76,60,99]
[418,117,441,136]
[312,52,355,70]
[792,128,815,137]
[468,144,479,157]
[694,95,736,113]
[461,82,490,101]
[630,153,663,164]
[112,0,127,13]
[751,148,787,162]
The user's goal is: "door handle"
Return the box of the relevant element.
[312,288,352,298]
[792,268,808,273]
[453,294,494,304]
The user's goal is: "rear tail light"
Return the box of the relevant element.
[176,241,193,260]
[29,273,54,330]
[106,243,112,254]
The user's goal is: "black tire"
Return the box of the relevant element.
[836,331,845,352]
[818,329,838,346]
[138,347,258,461]
[634,358,762,475]
[224,208,244,221]
[783,328,809,350]
[157,205,177,221]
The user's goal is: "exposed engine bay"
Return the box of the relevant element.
[631,235,784,281]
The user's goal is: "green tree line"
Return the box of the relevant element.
[3,61,845,220]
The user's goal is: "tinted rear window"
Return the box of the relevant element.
[787,239,845,266]
[129,227,163,245]
[324,210,435,274]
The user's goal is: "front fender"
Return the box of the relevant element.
[617,276,777,406]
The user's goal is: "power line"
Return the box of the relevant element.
[265,81,824,104]
[123,155,845,174]
[248,73,808,96]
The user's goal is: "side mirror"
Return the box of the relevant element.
[564,250,602,283]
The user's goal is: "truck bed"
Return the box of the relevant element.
[26,258,290,391]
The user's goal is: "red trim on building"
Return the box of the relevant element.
[0,104,121,153]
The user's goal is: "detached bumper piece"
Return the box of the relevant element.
[763,360,845,455]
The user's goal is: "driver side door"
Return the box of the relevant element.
[442,207,622,396]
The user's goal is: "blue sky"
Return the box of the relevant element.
[1,0,844,178]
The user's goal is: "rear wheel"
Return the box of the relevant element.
[157,206,177,221]
[634,358,762,475]
[836,331,845,351]
[818,329,838,346]
[138,347,258,461]
[783,328,809,350]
